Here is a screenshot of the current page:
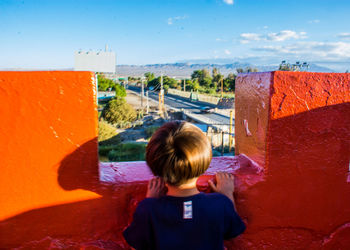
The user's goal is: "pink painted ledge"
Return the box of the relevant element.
[99,155,264,193]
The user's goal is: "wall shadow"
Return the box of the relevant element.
[0,138,134,249]
[232,102,350,249]
[57,138,100,192]
[1,102,349,249]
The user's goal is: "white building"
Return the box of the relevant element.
[74,45,116,73]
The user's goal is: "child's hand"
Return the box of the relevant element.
[146,177,167,198]
[208,172,234,202]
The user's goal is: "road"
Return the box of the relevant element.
[128,86,232,126]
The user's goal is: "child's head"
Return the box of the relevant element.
[146,121,212,186]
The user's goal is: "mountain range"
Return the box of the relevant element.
[116,61,335,78]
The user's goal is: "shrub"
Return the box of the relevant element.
[114,83,126,97]
[99,144,121,156]
[107,142,147,162]
[98,74,115,91]
[98,121,118,142]
[137,110,144,120]
[103,98,137,125]
[163,84,169,93]
[145,125,160,139]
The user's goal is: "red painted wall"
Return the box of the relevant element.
[235,71,350,249]
[0,71,349,249]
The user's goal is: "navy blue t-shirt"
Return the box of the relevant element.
[123,193,245,250]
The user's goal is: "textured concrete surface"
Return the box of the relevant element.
[235,71,350,249]
[0,72,101,248]
[0,71,349,249]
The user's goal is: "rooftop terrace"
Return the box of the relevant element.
[0,71,349,249]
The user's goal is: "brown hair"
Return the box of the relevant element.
[146,121,212,186]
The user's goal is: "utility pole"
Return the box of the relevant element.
[183,79,186,92]
[229,110,233,152]
[221,78,223,98]
[161,74,164,112]
[141,80,144,107]
[221,130,224,156]
[159,74,164,114]
[146,91,149,114]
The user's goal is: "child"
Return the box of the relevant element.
[123,121,245,250]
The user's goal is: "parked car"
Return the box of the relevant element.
[199,106,214,114]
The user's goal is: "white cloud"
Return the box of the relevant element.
[308,19,320,24]
[240,33,262,41]
[240,33,262,43]
[338,33,350,39]
[267,30,307,41]
[252,41,350,60]
[240,40,250,44]
[224,49,231,55]
[216,38,227,42]
[223,0,234,5]
[240,30,307,43]
[167,15,188,25]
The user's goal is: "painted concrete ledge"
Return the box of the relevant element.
[1,71,349,249]
[99,155,262,249]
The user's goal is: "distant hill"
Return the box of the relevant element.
[116,61,334,77]
[117,62,251,77]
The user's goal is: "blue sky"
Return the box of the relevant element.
[1,0,350,70]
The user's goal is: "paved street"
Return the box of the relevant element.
[128,86,233,126]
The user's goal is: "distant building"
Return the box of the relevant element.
[74,45,116,73]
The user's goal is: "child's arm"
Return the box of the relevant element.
[208,172,236,209]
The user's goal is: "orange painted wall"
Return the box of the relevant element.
[0,71,100,220]
[1,71,349,249]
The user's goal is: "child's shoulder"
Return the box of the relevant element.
[202,192,233,203]
[137,193,231,207]
[134,198,158,213]
[202,193,234,210]
[138,197,158,207]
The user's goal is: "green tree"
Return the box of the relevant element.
[236,68,244,73]
[200,76,212,88]
[147,77,160,90]
[245,67,259,72]
[163,84,169,93]
[98,74,116,91]
[144,72,155,82]
[188,79,200,91]
[279,61,309,71]
[224,73,236,91]
[164,76,178,88]
[202,69,211,78]
[103,98,137,124]
[147,75,178,90]
[213,73,224,90]
[212,67,218,78]
[236,67,259,73]
[191,70,204,81]
[184,79,193,91]
[114,84,126,97]
[98,121,118,142]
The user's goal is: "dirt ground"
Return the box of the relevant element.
[125,90,158,110]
